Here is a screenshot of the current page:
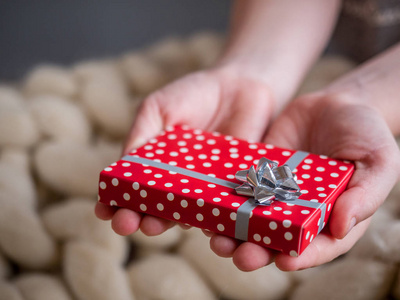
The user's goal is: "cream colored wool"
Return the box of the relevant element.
[0,200,58,269]
[290,258,396,300]
[186,32,224,68]
[28,95,92,143]
[127,253,216,300]
[0,281,23,300]
[80,74,133,138]
[72,60,121,84]
[120,53,169,95]
[129,226,183,252]
[23,65,77,98]
[14,273,72,300]
[64,241,134,300]
[34,141,104,197]
[95,138,123,167]
[179,229,291,300]
[0,87,39,148]
[42,198,128,263]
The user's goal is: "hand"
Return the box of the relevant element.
[95,68,276,236]
[210,92,400,271]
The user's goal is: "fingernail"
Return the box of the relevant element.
[346,217,357,235]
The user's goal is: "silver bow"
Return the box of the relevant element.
[235,157,302,205]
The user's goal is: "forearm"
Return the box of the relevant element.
[325,42,400,136]
[217,0,342,108]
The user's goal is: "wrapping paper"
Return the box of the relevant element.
[98,126,354,256]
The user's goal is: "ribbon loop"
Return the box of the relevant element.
[235,157,302,205]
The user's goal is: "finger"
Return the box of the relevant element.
[95,202,117,220]
[274,218,370,271]
[111,208,142,236]
[139,215,175,236]
[209,234,241,257]
[232,242,275,272]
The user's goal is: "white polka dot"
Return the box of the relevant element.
[213,197,222,202]
[302,165,311,170]
[148,180,156,186]
[301,174,310,179]
[306,231,310,240]
[316,187,325,191]
[239,164,248,169]
[212,208,220,216]
[181,200,188,208]
[230,153,239,159]
[179,148,189,153]
[182,188,190,193]
[193,144,203,150]
[203,162,212,167]
[283,220,292,228]
[149,138,157,144]
[318,193,327,197]
[232,202,240,207]
[320,155,328,159]
[197,199,204,207]
[198,154,207,159]
[157,203,164,211]
[253,159,259,165]
[112,178,119,186]
[263,211,272,215]
[283,211,292,215]
[244,155,253,161]
[211,149,221,154]
[165,183,173,188]
[173,212,180,220]
[304,159,312,164]
[208,184,216,188]
[194,129,202,134]
[183,133,192,139]
[207,139,216,145]
[210,155,220,161]
[226,174,235,179]
[110,200,117,206]
[230,212,237,220]
[142,163,149,167]
[154,174,162,178]
[132,182,139,190]
[263,236,271,244]
[269,222,277,230]
[284,232,293,241]
[314,177,323,182]
[167,193,174,201]
[144,145,153,150]
[145,153,154,158]
[282,151,291,156]
[194,189,203,194]
[170,151,179,157]
[328,160,337,165]
[289,250,298,257]
[229,148,238,153]
[310,199,319,203]
[181,179,189,183]
[195,135,205,141]
[296,179,304,184]
[177,141,187,146]
[301,210,310,214]
[165,126,173,131]
[328,203,332,211]
[168,134,177,140]
[329,184,337,188]
[144,169,152,174]
[220,192,229,196]
[157,142,166,147]
[186,164,195,169]
[339,166,348,171]
[184,155,194,161]
[111,162,117,166]
[249,144,258,149]
[301,189,309,194]
[274,207,283,211]
[196,213,204,221]
[123,193,130,201]
[208,174,216,177]
[140,204,147,211]
[253,234,261,242]
[310,234,314,242]
[140,190,147,198]
[258,149,267,155]
[122,162,131,167]
[217,224,225,231]
[230,140,239,145]
[99,182,106,189]
[330,173,339,178]
[224,162,233,168]
[317,167,325,172]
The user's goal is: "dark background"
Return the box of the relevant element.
[0,0,231,80]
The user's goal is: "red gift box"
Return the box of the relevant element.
[98,125,354,256]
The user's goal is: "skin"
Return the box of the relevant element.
[95,0,400,271]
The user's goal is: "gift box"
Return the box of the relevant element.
[98,125,354,256]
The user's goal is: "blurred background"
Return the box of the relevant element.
[0,0,230,80]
